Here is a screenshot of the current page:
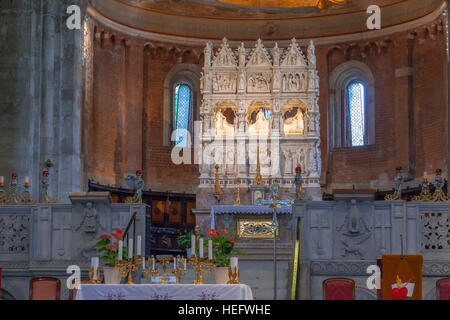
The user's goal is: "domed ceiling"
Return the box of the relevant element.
[89,0,445,42]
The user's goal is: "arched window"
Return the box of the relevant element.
[329,60,375,148]
[346,81,367,147]
[173,83,193,147]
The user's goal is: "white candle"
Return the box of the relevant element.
[174,257,177,269]
[183,257,186,271]
[152,256,155,270]
[199,238,204,258]
[137,235,142,256]
[231,257,238,271]
[118,240,123,261]
[208,240,213,260]
[142,256,145,270]
[191,235,196,257]
[91,257,99,280]
[128,238,133,258]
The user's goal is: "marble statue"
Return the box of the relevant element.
[248,109,270,136]
[215,110,234,136]
[284,109,305,136]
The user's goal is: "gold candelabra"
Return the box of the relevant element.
[89,266,101,284]
[254,145,264,185]
[117,256,142,284]
[234,178,242,206]
[213,165,223,195]
[227,266,240,284]
[188,255,215,285]
[142,255,187,283]
[412,176,432,202]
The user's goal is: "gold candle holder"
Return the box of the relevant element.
[89,266,101,284]
[188,255,215,285]
[118,257,142,284]
[227,266,240,284]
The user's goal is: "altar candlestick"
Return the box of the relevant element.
[118,240,123,261]
[199,238,204,258]
[191,235,196,257]
[128,238,133,258]
[208,240,213,260]
[231,257,238,271]
[137,235,142,256]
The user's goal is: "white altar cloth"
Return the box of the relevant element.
[211,205,292,229]
[76,284,253,300]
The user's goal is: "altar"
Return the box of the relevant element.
[76,284,253,300]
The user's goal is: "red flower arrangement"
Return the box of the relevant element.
[436,168,442,174]
[396,166,402,171]
[95,229,128,267]
[207,229,245,267]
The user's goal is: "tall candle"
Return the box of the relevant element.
[174,257,177,269]
[128,238,133,259]
[183,257,187,271]
[230,257,238,271]
[191,235,196,257]
[118,240,123,261]
[0,176,4,184]
[142,256,145,270]
[137,235,142,256]
[25,176,30,184]
[152,256,155,270]
[91,257,99,280]
[199,238,204,258]
[208,240,213,260]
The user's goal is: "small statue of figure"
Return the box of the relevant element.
[307,40,316,67]
[238,43,246,67]
[125,170,145,203]
[432,168,449,202]
[204,42,213,67]
[294,165,311,201]
[272,43,280,66]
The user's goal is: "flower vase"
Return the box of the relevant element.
[103,266,122,284]
[214,267,229,284]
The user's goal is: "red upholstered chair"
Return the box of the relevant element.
[436,278,450,300]
[323,278,355,300]
[29,277,61,300]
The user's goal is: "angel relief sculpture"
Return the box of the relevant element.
[215,110,235,137]
[248,109,270,137]
[284,107,305,136]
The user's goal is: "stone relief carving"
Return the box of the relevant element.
[336,200,373,258]
[0,214,29,254]
[282,72,306,92]
[283,108,305,136]
[213,73,237,93]
[281,38,307,67]
[215,110,235,137]
[247,39,272,67]
[247,72,271,93]
[211,38,237,68]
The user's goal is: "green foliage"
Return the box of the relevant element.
[95,230,128,267]
[208,229,246,267]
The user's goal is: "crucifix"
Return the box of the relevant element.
[256,179,293,300]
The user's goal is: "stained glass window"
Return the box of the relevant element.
[173,83,192,147]
[347,81,366,147]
